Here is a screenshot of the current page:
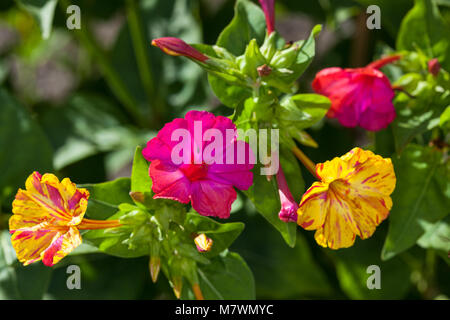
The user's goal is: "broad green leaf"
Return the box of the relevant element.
[16,0,58,39]
[278,93,330,130]
[39,93,152,172]
[185,212,245,258]
[382,144,450,260]
[207,74,252,108]
[328,231,411,299]
[243,163,297,248]
[112,0,207,115]
[236,214,332,299]
[0,89,53,200]
[196,251,255,300]
[80,177,134,220]
[216,0,266,56]
[397,0,450,70]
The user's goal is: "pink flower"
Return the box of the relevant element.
[276,165,298,223]
[152,37,208,62]
[312,55,401,131]
[142,111,254,219]
[258,0,275,34]
[428,58,441,76]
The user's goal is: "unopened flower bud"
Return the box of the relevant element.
[149,256,161,283]
[194,233,213,252]
[428,58,441,76]
[152,37,208,62]
[171,276,183,299]
[129,191,145,203]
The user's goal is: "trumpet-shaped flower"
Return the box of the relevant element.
[258,0,275,34]
[276,165,298,223]
[312,55,401,131]
[142,110,254,219]
[152,37,208,62]
[297,148,396,249]
[10,172,121,266]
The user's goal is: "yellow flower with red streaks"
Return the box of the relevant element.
[9,172,121,266]
[297,148,396,249]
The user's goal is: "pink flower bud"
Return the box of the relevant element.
[258,0,275,34]
[428,58,441,76]
[276,165,298,223]
[194,233,213,252]
[151,37,208,62]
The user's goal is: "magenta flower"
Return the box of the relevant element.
[276,165,298,223]
[258,0,275,34]
[312,55,401,131]
[152,37,208,62]
[142,111,254,219]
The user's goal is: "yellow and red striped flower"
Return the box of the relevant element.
[9,172,121,266]
[297,148,396,249]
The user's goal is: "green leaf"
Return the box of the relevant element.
[131,146,152,193]
[185,212,245,258]
[196,251,255,299]
[440,105,450,130]
[16,0,58,39]
[39,93,152,172]
[278,93,330,130]
[382,144,450,260]
[0,89,53,200]
[112,0,207,114]
[417,216,450,252]
[207,74,252,108]
[392,72,450,151]
[243,163,297,247]
[216,0,266,56]
[81,178,134,220]
[397,0,450,70]
[328,231,411,299]
[280,147,305,202]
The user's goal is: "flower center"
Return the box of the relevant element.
[328,179,350,196]
[180,163,209,181]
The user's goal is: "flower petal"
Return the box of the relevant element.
[297,182,329,230]
[191,180,237,219]
[42,227,82,266]
[150,160,191,203]
[12,172,88,226]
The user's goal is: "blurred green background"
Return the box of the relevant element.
[0,0,448,299]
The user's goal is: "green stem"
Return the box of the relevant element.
[126,0,164,125]
[60,0,144,126]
